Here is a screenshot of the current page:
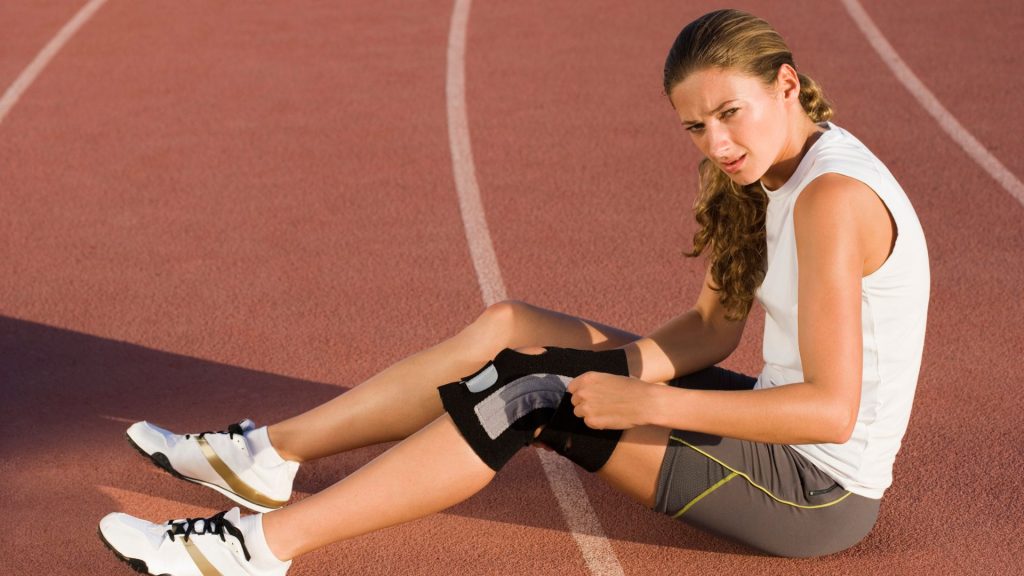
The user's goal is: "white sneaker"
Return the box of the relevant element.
[99,507,290,576]
[127,419,298,513]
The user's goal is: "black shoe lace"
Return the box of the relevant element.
[185,422,246,441]
[165,510,252,561]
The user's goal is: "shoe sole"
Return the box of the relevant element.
[97,525,166,576]
[125,433,280,514]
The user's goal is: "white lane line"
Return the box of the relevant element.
[445,2,625,575]
[536,449,627,576]
[840,0,1024,209]
[445,0,506,308]
[0,0,110,128]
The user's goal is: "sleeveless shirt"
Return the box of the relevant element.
[754,121,930,499]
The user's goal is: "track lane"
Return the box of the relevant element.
[841,0,1024,207]
[0,0,87,102]
[465,0,1023,573]
[856,0,1024,187]
[466,1,769,570]
[0,0,109,127]
[447,2,626,574]
[0,1,588,574]
[1,0,478,382]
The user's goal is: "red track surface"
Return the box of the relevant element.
[2,1,1022,574]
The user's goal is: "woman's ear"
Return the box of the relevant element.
[775,63,801,102]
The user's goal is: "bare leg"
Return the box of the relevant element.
[268,301,641,462]
[262,415,495,560]
[261,341,665,561]
[261,417,671,560]
[267,330,494,462]
[596,425,672,508]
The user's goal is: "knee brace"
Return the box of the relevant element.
[534,394,624,473]
[437,346,629,472]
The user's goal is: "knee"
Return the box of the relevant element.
[475,302,549,359]
[471,300,527,350]
[477,299,523,330]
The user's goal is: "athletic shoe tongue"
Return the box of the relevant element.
[224,507,242,526]
[144,519,173,549]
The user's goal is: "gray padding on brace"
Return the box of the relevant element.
[474,373,571,440]
[465,363,499,393]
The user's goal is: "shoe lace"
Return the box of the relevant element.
[165,510,252,561]
[185,422,246,441]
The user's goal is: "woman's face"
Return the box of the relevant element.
[668,67,789,187]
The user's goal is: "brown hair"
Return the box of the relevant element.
[663,9,833,320]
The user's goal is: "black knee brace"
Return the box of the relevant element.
[534,394,624,473]
[437,346,629,472]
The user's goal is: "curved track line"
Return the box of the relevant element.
[0,0,109,128]
[840,0,1024,208]
[445,0,506,307]
[445,1,625,575]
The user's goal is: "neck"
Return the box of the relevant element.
[760,116,824,190]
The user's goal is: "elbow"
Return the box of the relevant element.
[807,382,859,444]
[822,407,857,445]
[827,423,855,445]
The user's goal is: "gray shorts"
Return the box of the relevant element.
[653,366,881,558]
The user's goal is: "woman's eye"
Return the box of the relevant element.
[721,107,739,119]
[686,124,705,133]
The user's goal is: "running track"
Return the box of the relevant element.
[1,1,1022,575]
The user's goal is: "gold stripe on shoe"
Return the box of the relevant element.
[196,437,288,509]
[184,540,223,576]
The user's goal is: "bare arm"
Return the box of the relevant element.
[576,174,871,444]
[624,264,748,383]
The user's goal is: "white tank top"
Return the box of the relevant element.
[754,121,930,499]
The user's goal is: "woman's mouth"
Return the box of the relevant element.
[722,154,746,174]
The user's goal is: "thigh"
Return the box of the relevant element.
[493,300,641,351]
[656,431,880,557]
[596,425,672,508]
[595,365,757,508]
[650,365,878,557]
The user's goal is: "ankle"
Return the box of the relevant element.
[259,510,304,562]
[257,425,302,464]
[238,513,292,568]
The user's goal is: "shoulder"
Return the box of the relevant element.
[807,123,886,183]
[796,171,877,211]
[793,173,877,262]
[795,172,876,224]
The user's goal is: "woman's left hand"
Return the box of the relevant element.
[566,372,657,430]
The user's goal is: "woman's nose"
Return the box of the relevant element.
[707,125,734,159]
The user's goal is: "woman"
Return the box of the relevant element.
[98,8,930,573]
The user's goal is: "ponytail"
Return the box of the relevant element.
[797,72,833,122]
